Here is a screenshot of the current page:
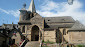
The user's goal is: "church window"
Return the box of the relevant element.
[22,26,25,33]
[56,31,57,37]
[62,19,65,21]
[63,29,66,35]
[48,20,50,21]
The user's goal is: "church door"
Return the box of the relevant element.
[31,25,39,41]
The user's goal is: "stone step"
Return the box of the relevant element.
[25,41,40,47]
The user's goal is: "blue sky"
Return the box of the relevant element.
[0,0,85,25]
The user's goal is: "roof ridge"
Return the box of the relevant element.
[69,20,85,30]
[44,16,72,18]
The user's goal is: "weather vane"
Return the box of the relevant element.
[23,3,26,8]
[67,0,74,5]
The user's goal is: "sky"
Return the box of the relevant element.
[0,0,85,25]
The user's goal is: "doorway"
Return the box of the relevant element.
[31,25,39,41]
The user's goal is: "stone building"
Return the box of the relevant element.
[0,26,8,47]
[18,0,85,45]
[0,23,24,47]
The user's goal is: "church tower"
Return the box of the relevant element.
[19,0,36,22]
[19,3,28,21]
[18,0,44,41]
[18,0,36,33]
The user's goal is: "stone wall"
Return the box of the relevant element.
[59,28,69,43]
[0,37,5,46]
[68,31,85,44]
[9,31,21,45]
[44,30,56,42]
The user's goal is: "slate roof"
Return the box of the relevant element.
[69,20,85,30]
[44,16,75,23]
[2,24,18,29]
[0,26,4,29]
[44,16,75,29]
[44,23,74,29]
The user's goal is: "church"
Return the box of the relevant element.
[18,0,85,44]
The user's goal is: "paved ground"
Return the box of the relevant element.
[25,41,40,47]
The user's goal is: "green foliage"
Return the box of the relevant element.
[77,45,85,47]
[43,40,55,44]
[42,40,44,42]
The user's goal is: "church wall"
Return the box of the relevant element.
[44,30,56,42]
[21,25,31,41]
[68,31,85,44]
[19,25,24,33]
[19,25,29,34]
[21,24,44,41]
[59,28,69,43]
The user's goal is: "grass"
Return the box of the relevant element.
[42,40,55,44]
[42,40,55,47]
[77,45,85,47]
[43,41,55,44]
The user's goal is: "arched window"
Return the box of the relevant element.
[63,29,66,35]
[22,26,25,33]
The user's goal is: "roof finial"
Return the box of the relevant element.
[12,22,13,24]
[3,19,4,24]
[28,0,36,12]
[23,3,26,8]
[21,3,26,10]
[68,0,74,5]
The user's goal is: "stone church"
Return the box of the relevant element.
[18,0,85,44]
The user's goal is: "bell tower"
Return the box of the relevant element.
[19,3,29,22]
[18,0,44,41]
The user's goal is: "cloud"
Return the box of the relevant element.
[0,8,9,14]
[0,8,20,17]
[37,0,85,25]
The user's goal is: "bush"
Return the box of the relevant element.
[42,40,44,42]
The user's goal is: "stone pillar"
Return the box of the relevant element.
[39,30,40,42]
[27,29,31,41]
[39,29,43,42]
[42,30,44,41]
[54,29,57,42]
[62,29,64,47]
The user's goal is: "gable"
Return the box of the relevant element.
[30,13,44,23]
